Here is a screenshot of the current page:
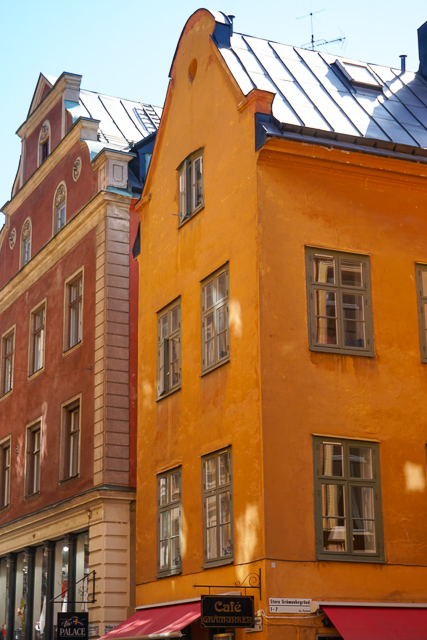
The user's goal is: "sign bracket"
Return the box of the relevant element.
[51,570,96,604]
[193,568,261,599]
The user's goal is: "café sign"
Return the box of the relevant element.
[57,613,88,640]
[201,595,255,628]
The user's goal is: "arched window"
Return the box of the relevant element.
[54,183,67,233]
[21,218,32,267]
[38,121,51,166]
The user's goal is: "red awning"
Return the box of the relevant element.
[322,605,427,640]
[100,602,201,640]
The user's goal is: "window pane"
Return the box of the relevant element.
[322,484,346,551]
[170,472,180,501]
[352,519,376,552]
[422,271,427,297]
[206,495,217,527]
[205,458,216,490]
[314,255,335,283]
[343,294,365,348]
[219,491,230,525]
[351,486,374,519]
[191,156,203,211]
[321,443,343,477]
[217,272,227,302]
[315,289,337,344]
[159,477,168,505]
[218,452,230,485]
[160,511,169,540]
[160,315,168,340]
[159,540,169,570]
[205,282,214,309]
[171,507,180,536]
[171,537,181,568]
[350,447,373,479]
[206,526,217,560]
[170,306,179,332]
[341,260,363,287]
[169,336,180,386]
[220,522,232,557]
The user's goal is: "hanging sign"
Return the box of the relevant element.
[201,595,255,628]
[57,613,89,640]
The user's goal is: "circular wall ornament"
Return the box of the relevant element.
[9,228,16,250]
[73,157,82,182]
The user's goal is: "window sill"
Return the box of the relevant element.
[156,385,181,402]
[309,345,375,358]
[316,553,385,563]
[0,389,13,403]
[24,491,40,501]
[201,357,230,377]
[27,367,45,381]
[203,556,234,570]
[59,474,79,485]
[156,568,182,579]
[178,204,204,228]
[62,341,83,358]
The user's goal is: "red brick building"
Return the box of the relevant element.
[0,72,159,640]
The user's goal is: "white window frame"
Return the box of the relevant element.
[29,299,46,377]
[25,419,42,497]
[53,182,67,234]
[178,149,204,223]
[64,268,84,353]
[157,300,181,398]
[2,326,15,395]
[157,468,182,576]
[60,395,81,481]
[201,266,230,373]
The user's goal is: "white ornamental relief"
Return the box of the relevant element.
[40,125,49,142]
[55,184,66,206]
[73,157,82,182]
[9,228,16,250]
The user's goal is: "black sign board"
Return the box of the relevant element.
[201,596,254,628]
[57,613,88,640]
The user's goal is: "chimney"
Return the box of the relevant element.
[418,20,427,80]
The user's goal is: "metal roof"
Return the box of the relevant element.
[67,89,162,151]
[216,29,427,156]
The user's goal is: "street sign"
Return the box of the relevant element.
[269,598,312,614]
[201,596,255,628]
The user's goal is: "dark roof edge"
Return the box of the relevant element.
[255,113,427,165]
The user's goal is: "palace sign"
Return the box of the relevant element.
[201,596,255,628]
[57,613,88,640]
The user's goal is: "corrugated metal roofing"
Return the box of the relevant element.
[73,89,161,151]
[216,29,427,155]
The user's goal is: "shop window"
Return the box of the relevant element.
[313,436,384,561]
[157,300,181,397]
[0,439,11,509]
[201,266,229,373]
[64,270,83,352]
[21,218,32,267]
[305,247,374,356]
[2,327,15,395]
[29,301,46,376]
[178,149,204,223]
[202,448,233,567]
[157,468,182,576]
[25,421,41,496]
[54,183,67,233]
[60,397,81,481]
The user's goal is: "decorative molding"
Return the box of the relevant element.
[8,229,16,250]
[73,157,82,182]
[55,184,66,206]
[39,125,49,143]
[22,218,31,240]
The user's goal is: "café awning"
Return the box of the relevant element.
[100,602,201,640]
[322,604,427,640]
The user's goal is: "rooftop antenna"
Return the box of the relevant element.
[297,8,346,51]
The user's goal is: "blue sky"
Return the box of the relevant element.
[1,0,426,226]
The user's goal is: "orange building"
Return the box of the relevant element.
[108,10,427,640]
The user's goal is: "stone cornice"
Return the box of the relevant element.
[0,189,132,313]
[3,118,89,217]
[17,73,81,140]
[0,486,136,555]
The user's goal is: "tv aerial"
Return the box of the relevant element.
[297,8,346,51]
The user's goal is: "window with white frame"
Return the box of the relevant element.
[25,421,41,496]
[0,439,11,509]
[38,121,50,165]
[202,448,233,566]
[54,183,66,233]
[178,149,204,223]
[157,468,182,576]
[201,267,229,373]
[2,328,15,395]
[157,300,181,397]
[60,398,80,481]
[65,272,83,351]
[29,302,46,375]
